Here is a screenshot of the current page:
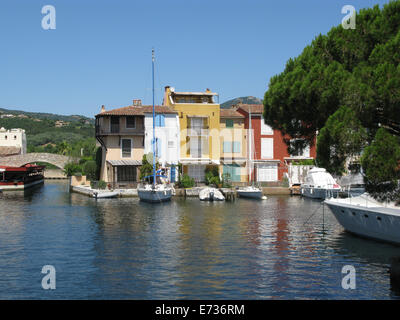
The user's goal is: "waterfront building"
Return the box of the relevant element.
[95,100,178,187]
[219,109,248,184]
[235,104,316,184]
[0,127,27,157]
[163,86,221,183]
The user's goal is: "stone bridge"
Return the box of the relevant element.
[0,153,78,169]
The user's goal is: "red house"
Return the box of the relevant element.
[235,104,316,184]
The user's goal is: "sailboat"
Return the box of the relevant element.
[137,49,173,203]
[237,106,265,200]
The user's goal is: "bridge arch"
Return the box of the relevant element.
[0,153,78,170]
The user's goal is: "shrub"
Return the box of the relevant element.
[179,174,195,188]
[64,162,83,177]
[83,160,97,181]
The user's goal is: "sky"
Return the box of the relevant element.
[0,0,392,117]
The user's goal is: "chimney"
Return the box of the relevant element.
[163,86,172,106]
[100,105,106,113]
[133,99,142,106]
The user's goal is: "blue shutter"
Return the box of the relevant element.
[223,142,232,153]
[155,114,165,127]
[233,142,241,153]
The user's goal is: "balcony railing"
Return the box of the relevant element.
[187,128,209,137]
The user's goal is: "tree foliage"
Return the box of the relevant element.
[361,128,400,201]
[263,1,400,149]
[317,106,367,176]
[263,1,400,200]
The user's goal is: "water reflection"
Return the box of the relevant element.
[0,181,399,299]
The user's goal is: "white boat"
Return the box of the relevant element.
[138,49,173,204]
[325,193,400,245]
[199,187,225,201]
[92,191,119,199]
[237,186,265,200]
[138,183,173,203]
[301,167,341,199]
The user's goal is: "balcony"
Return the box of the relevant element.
[187,128,209,137]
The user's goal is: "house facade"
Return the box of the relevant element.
[0,128,27,157]
[163,86,221,182]
[143,107,180,182]
[235,104,316,184]
[95,101,178,187]
[219,109,248,183]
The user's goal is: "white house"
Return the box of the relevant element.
[0,128,27,156]
[144,110,180,182]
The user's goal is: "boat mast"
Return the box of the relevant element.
[248,108,252,185]
[152,48,156,187]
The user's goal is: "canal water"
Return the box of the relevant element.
[0,181,399,300]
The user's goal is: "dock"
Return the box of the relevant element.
[219,188,236,201]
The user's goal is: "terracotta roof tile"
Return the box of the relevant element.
[236,104,264,114]
[96,105,177,117]
[220,109,245,118]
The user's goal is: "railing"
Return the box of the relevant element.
[187,128,209,137]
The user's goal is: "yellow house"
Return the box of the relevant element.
[163,86,220,182]
[219,108,248,184]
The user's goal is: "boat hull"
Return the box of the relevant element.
[301,187,340,199]
[325,199,400,245]
[237,190,263,199]
[0,178,44,191]
[138,188,172,203]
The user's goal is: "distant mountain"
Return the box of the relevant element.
[220,96,263,109]
[0,107,94,124]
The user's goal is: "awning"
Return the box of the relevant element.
[220,158,247,165]
[180,159,220,165]
[107,160,142,166]
[253,160,280,164]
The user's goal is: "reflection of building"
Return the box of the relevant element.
[163,87,221,182]
[95,100,178,187]
[0,128,27,157]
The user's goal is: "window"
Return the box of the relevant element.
[121,139,132,158]
[126,116,135,129]
[223,141,232,153]
[155,114,165,127]
[261,116,273,135]
[261,138,274,159]
[290,139,310,157]
[233,142,241,153]
[111,117,120,133]
[155,138,161,158]
[257,163,278,182]
[188,165,205,182]
[226,119,234,128]
[117,166,137,182]
[223,141,241,153]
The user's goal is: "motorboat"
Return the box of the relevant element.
[92,190,119,199]
[237,186,266,200]
[325,193,400,245]
[0,164,45,191]
[199,187,225,201]
[301,167,341,199]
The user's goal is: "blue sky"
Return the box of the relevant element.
[0,0,392,117]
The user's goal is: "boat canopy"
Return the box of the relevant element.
[304,168,338,188]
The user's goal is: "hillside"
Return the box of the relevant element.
[0,107,94,124]
[220,96,263,109]
[0,107,95,156]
